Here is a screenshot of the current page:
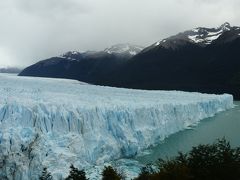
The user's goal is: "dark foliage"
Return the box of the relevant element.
[39,167,52,180]
[65,164,88,180]
[135,164,155,180]
[135,138,240,180]
[101,166,123,180]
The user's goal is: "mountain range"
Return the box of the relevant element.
[19,44,144,83]
[19,23,240,99]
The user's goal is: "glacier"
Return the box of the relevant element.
[0,73,233,179]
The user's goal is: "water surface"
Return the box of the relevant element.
[135,101,240,164]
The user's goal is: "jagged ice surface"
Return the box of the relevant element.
[0,74,233,179]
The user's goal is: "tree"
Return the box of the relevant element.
[39,167,53,180]
[135,138,240,180]
[65,164,88,180]
[101,166,123,180]
[135,164,155,180]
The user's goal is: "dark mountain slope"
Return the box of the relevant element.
[19,53,127,83]
[103,28,240,99]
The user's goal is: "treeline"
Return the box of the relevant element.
[40,138,240,180]
[40,164,123,180]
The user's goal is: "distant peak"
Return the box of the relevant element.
[104,44,144,56]
[60,51,82,61]
[62,51,81,56]
[219,22,231,31]
[153,22,236,49]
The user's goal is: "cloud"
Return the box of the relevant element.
[0,0,239,67]
[14,0,90,19]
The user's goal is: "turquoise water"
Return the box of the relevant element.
[135,101,240,164]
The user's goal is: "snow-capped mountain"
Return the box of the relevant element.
[56,44,144,61]
[19,44,144,83]
[104,23,240,99]
[104,44,144,56]
[187,22,232,45]
[0,73,233,179]
[152,22,240,50]
[60,51,83,61]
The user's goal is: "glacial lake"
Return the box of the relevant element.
[135,101,240,164]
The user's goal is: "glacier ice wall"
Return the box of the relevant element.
[0,74,234,179]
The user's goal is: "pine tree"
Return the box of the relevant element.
[101,166,123,180]
[39,167,53,180]
[65,164,88,180]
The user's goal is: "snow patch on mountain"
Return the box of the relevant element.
[129,51,137,55]
[154,22,235,49]
[187,23,229,44]
[104,44,144,56]
[188,32,222,44]
[0,74,233,179]
[59,51,83,61]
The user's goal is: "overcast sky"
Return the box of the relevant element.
[0,0,240,67]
